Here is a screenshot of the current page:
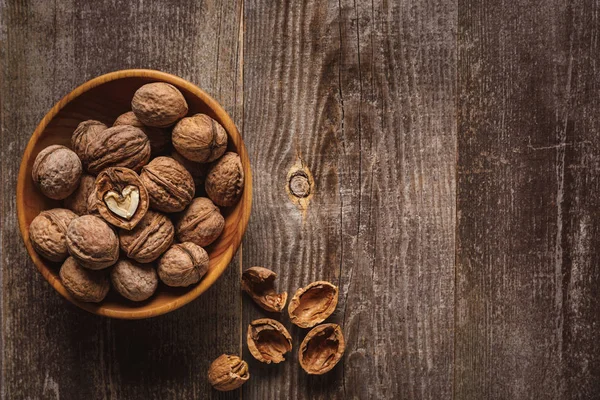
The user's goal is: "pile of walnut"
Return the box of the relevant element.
[29,82,244,303]
[208,268,345,391]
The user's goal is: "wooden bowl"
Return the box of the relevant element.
[16,70,252,319]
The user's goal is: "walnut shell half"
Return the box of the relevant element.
[158,242,209,287]
[60,257,109,303]
[85,125,151,174]
[205,152,244,207]
[140,156,195,213]
[172,113,227,163]
[66,215,119,270]
[29,208,77,262]
[175,197,224,247]
[247,318,292,364]
[288,281,339,328]
[113,111,171,156]
[119,210,174,263]
[208,354,250,392]
[132,82,188,128]
[32,145,82,200]
[110,259,158,302]
[95,167,149,230]
[298,323,345,375]
[241,267,287,313]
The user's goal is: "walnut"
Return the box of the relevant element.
[205,152,244,207]
[113,111,171,156]
[87,188,100,215]
[171,150,208,188]
[175,197,224,247]
[64,174,96,215]
[172,114,227,163]
[110,259,158,302]
[131,82,188,127]
[208,354,249,392]
[60,257,110,303]
[71,120,107,167]
[140,156,195,213]
[66,215,119,270]
[241,267,287,313]
[32,145,82,200]
[298,324,345,375]
[158,242,209,287]
[85,125,151,174]
[247,318,292,364]
[288,281,339,328]
[94,167,149,230]
[119,210,174,263]
[29,208,77,262]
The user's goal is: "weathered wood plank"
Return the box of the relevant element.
[242,0,456,399]
[1,0,243,398]
[457,0,600,398]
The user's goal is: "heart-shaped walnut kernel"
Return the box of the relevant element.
[288,281,339,328]
[104,185,140,219]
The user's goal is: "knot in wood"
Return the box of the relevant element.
[289,171,311,198]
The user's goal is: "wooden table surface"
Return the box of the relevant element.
[1,0,600,399]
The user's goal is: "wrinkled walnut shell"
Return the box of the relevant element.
[298,323,345,375]
[114,111,171,156]
[158,242,209,287]
[241,267,287,312]
[66,215,119,270]
[132,82,188,127]
[110,259,158,302]
[95,167,149,230]
[85,125,151,174]
[71,120,107,167]
[208,354,250,392]
[64,174,96,215]
[119,210,174,263]
[171,150,208,188]
[60,257,109,303]
[140,156,195,213]
[205,152,244,207]
[32,145,82,200]
[172,113,227,163]
[247,318,292,364]
[29,208,77,262]
[288,281,339,328]
[175,197,224,247]
[87,188,100,216]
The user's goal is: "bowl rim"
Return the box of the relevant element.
[16,69,252,319]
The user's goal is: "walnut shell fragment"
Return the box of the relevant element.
[66,215,119,270]
[29,208,77,262]
[119,210,174,263]
[140,156,195,213]
[298,323,345,375]
[241,267,287,313]
[110,259,158,302]
[247,318,292,364]
[175,197,224,247]
[114,111,171,156]
[60,257,109,303]
[172,113,228,163]
[95,167,149,230]
[205,152,244,207]
[158,242,209,287]
[32,145,82,200]
[64,174,96,215]
[85,125,151,174]
[288,281,339,328]
[71,120,107,167]
[208,354,249,392]
[132,82,188,128]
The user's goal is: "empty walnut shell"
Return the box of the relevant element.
[32,145,82,200]
[288,281,339,328]
[71,120,107,167]
[113,111,171,156]
[298,323,345,375]
[241,267,287,312]
[66,215,119,270]
[140,156,195,213]
[60,257,110,303]
[172,113,228,163]
[208,354,250,392]
[175,197,224,247]
[85,125,151,174]
[29,208,77,262]
[205,152,244,207]
[95,167,149,230]
[158,242,209,287]
[64,174,96,215]
[247,318,292,364]
[110,259,158,302]
[132,82,188,128]
[119,210,174,263]
[171,150,209,188]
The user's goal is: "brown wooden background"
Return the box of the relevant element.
[1,0,599,399]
